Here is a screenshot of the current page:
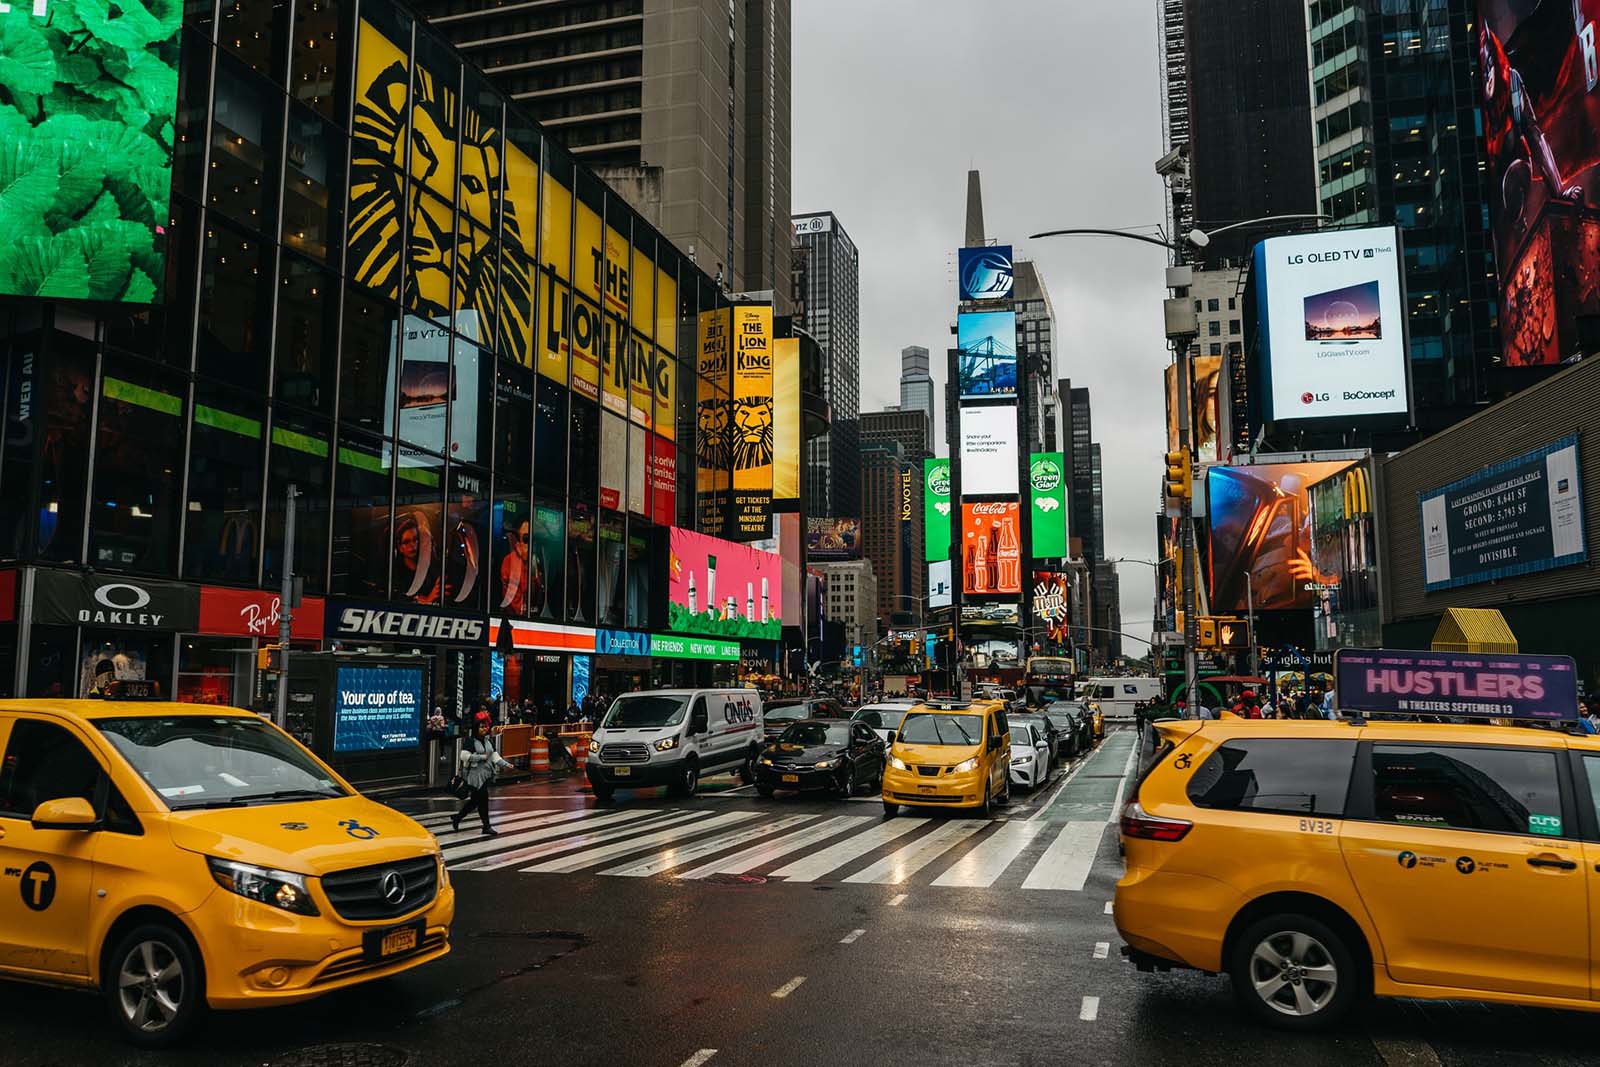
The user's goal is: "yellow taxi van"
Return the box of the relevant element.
[0,686,453,1046]
[881,699,1012,817]
[1117,698,1600,1029]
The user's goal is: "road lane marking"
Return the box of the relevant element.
[603,814,820,877]
[680,1050,718,1067]
[767,817,929,881]
[888,893,908,906]
[414,807,555,829]
[429,808,577,844]
[1080,996,1100,1021]
[1028,745,1103,822]
[677,815,869,879]
[842,820,985,884]
[445,809,648,865]
[1105,742,1140,823]
[1020,821,1106,891]
[1371,1036,1443,1066]
[840,929,866,944]
[931,820,1045,887]
[1093,942,1109,959]
[1104,901,1114,914]
[771,976,806,999]
[522,812,759,873]
[452,810,700,871]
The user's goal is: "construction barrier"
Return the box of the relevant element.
[528,734,550,773]
[498,724,531,766]
[572,731,591,764]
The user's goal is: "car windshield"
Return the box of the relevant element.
[96,716,347,811]
[898,713,981,746]
[778,722,850,746]
[853,707,907,730]
[603,695,689,729]
[765,704,811,723]
[1011,724,1035,745]
[1044,713,1073,728]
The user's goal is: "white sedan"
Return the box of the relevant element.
[851,703,914,746]
[1009,721,1051,790]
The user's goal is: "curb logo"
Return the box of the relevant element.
[20,861,55,911]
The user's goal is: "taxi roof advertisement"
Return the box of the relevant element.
[1335,648,1578,721]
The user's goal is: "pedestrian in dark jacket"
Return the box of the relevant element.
[453,713,512,836]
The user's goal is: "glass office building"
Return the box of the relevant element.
[0,0,736,706]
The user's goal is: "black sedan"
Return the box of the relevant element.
[762,698,849,743]
[755,719,885,798]
[1046,701,1094,755]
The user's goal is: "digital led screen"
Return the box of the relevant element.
[959,245,1014,302]
[959,405,1019,495]
[668,527,782,640]
[334,665,425,753]
[956,312,1017,398]
[1206,461,1357,612]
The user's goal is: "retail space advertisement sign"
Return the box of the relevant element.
[333,665,425,753]
[924,457,951,561]
[1421,436,1586,592]
[325,600,487,647]
[961,501,1022,596]
[959,405,1019,496]
[1253,226,1409,423]
[1029,452,1067,557]
[1335,648,1578,721]
[199,587,325,641]
[1031,571,1071,641]
[649,633,742,661]
[730,304,775,539]
[33,570,198,631]
[668,527,782,640]
[595,628,650,657]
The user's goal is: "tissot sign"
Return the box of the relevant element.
[32,570,198,631]
[324,600,487,648]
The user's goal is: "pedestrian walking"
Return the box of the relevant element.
[452,712,513,837]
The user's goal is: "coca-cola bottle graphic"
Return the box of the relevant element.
[973,534,990,593]
[998,516,1020,591]
[965,540,978,593]
[988,521,1002,591]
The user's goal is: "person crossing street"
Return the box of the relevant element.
[453,712,514,837]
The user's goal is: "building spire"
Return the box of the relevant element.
[965,170,986,247]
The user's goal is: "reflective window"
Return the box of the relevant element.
[452,336,493,470]
[1187,740,1355,817]
[569,395,599,503]
[173,30,214,201]
[209,55,280,234]
[89,359,185,575]
[626,528,649,629]
[393,452,445,603]
[275,254,338,413]
[443,466,489,612]
[184,383,264,583]
[330,431,392,599]
[495,362,534,483]
[340,287,399,433]
[530,499,565,620]
[264,413,331,594]
[1371,744,1562,836]
[534,380,567,497]
[492,491,531,618]
[290,0,342,120]
[35,342,95,563]
[567,500,596,624]
[196,218,272,391]
[284,105,345,264]
[217,0,288,80]
[598,510,624,627]
[106,199,200,370]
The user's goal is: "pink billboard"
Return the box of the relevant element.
[668,527,783,640]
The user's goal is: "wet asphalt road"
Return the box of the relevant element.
[4,726,1600,1066]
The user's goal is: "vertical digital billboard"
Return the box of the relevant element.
[924,457,951,561]
[1252,227,1409,422]
[773,337,801,502]
[730,304,774,538]
[958,245,1014,302]
[668,527,782,640]
[0,2,183,302]
[695,308,731,536]
[928,560,953,608]
[957,312,1018,398]
[961,502,1022,596]
[1206,461,1356,612]
[1479,5,1600,366]
[1029,452,1067,557]
[959,406,1019,495]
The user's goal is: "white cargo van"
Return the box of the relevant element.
[1077,676,1161,721]
[585,688,764,801]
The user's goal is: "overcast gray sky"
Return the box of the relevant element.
[793,0,1169,649]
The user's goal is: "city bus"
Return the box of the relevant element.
[1023,655,1075,706]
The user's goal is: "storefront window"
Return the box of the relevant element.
[177,636,254,706]
[393,450,445,603]
[444,466,489,613]
[530,498,565,621]
[290,0,343,121]
[495,361,533,482]
[209,54,280,235]
[36,340,95,563]
[25,624,75,699]
[264,412,331,593]
[567,500,596,624]
[275,253,338,413]
[492,490,531,618]
[626,527,650,630]
[340,286,399,433]
[184,382,265,583]
[598,510,624,627]
[534,379,567,497]
[197,217,273,392]
[284,105,346,264]
[89,358,185,576]
[330,430,392,598]
[80,631,174,700]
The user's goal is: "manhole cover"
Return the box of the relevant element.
[701,873,766,887]
[270,1043,410,1067]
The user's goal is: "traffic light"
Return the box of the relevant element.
[1164,448,1192,502]
[257,644,283,672]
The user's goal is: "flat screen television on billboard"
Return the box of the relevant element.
[1252,227,1409,423]
[956,312,1017,399]
[959,405,1019,496]
[333,666,425,753]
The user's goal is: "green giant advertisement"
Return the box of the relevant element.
[1029,452,1067,557]
[0,1,181,302]
[924,457,951,562]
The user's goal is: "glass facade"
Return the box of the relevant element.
[0,0,733,700]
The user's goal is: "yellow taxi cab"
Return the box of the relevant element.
[881,699,1011,817]
[1116,710,1600,1029]
[1088,702,1105,739]
[0,689,453,1046]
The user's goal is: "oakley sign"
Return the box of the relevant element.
[30,570,199,631]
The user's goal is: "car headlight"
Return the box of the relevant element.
[760,757,774,766]
[436,850,449,889]
[1011,755,1031,765]
[207,857,319,916]
[952,757,979,773]
[815,758,841,769]
[888,755,909,771]
[653,736,678,752]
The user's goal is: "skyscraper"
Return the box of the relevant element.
[1059,379,1106,661]
[861,409,930,618]
[1013,260,1057,454]
[794,212,861,519]
[418,0,792,303]
[898,346,935,451]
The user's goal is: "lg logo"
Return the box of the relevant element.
[1301,392,1329,405]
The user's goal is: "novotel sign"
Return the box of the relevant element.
[1334,648,1578,722]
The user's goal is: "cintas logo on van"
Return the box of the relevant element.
[722,695,757,724]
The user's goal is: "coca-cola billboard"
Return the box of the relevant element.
[199,586,326,641]
[961,501,1021,596]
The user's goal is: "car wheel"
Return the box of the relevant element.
[872,763,884,794]
[837,765,855,798]
[756,783,775,798]
[592,784,614,803]
[669,758,699,798]
[738,750,756,785]
[977,781,992,818]
[883,801,899,818]
[1230,914,1360,1031]
[104,922,204,1048]
[996,775,1011,806]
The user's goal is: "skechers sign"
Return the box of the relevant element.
[1335,648,1578,721]
[959,245,1014,302]
[325,600,487,647]
[31,570,198,632]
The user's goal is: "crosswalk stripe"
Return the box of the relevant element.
[841,819,986,885]
[463,810,715,872]
[604,814,822,878]
[446,809,663,869]
[439,809,595,851]
[930,820,1047,887]
[523,812,761,874]
[1020,820,1106,891]
[677,815,871,880]
[766,817,928,882]
[429,809,574,845]
[411,808,532,827]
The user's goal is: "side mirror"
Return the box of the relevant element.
[887,732,897,745]
[987,735,1002,752]
[32,796,98,831]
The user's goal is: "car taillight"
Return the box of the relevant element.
[1120,800,1192,842]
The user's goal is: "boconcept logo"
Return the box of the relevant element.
[961,250,1013,300]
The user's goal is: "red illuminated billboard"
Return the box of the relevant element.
[961,501,1021,596]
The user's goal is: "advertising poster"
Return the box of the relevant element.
[530,502,565,620]
[0,1,182,303]
[1252,227,1409,422]
[1192,356,1223,461]
[668,527,782,640]
[696,308,731,535]
[958,245,1014,302]
[393,502,444,604]
[778,512,804,627]
[383,313,481,465]
[1206,461,1355,611]
[628,421,648,516]
[1421,436,1586,591]
[959,405,1019,495]
[567,501,596,623]
[961,501,1022,596]
[1028,452,1067,557]
[653,349,676,442]
[957,312,1018,398]
[924,457,952,561]
[1031,572,1071,643]
[928,560,953,608]
[79,643,148,699]
[1336,648,1578,721]
[648,432,677,528]
[493,498,532,617]
[773,337,801,502]
[333,665,424,753]
[1479,3,1600,365]
[806,517,862,560]
[1309,461,1380,648]
[443,468,487,609]
[961,601,1019,626]
[600,410,626,511]
[731,304,775,539]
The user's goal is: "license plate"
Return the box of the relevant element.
[613,766,631,776]
[918,785,935,793]
[782,774,800,783]
[381,927,418,957]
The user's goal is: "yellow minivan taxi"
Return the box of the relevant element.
[1116,715,1600,1029]
[881,700,1011,817]
[0,695,453,1046]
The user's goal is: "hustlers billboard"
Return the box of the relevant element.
[1479,3,1600,366]
[1336,648,1578,721]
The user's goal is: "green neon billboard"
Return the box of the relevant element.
[924,457,951,562]
[1029,452,1067,557]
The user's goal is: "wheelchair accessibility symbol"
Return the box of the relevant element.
[340,819,379,840]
